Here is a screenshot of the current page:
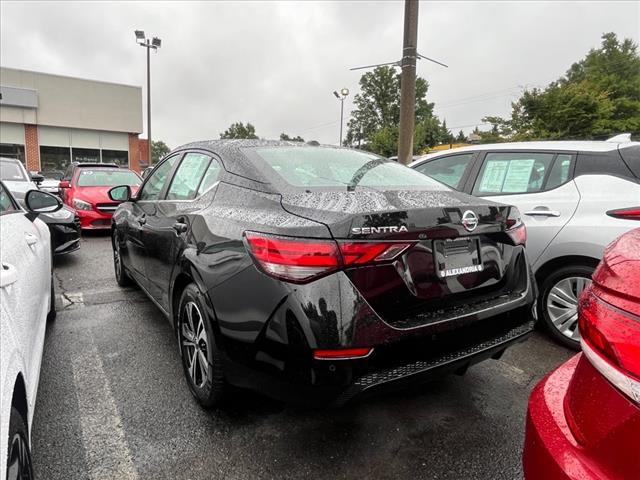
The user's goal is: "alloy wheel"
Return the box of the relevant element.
[113,240,122,279]
[6,431,33,480]
[546,276,592,340]
[180,301,209,388]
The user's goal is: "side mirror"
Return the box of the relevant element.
[59,180,71,189]
[30,173,44,185]
[25,189,62,214]
[108,185,132,202]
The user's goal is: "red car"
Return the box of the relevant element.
[60,164,141,229]
[523,228,640,479]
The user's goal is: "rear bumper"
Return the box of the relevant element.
[76,209,112,229]
[49,223,81,255]
[524,355,601,480]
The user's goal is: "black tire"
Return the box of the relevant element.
[6,406,34,480]
[177,283,226,408]
[47,273,57,322]
[112,231,133,287]
[538,264,595,350]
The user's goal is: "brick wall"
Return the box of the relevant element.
[24,124,40,171]
[138,138,149,167]
[128,133,141,172]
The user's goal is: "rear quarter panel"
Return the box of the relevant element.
[534,175,640,271]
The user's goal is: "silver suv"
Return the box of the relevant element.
[410,137,640,349]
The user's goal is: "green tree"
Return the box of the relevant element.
[484,33,640,141]
[280,133,305,142]
[220,122,258,139]
[345,66,446,154]
[455,130,467,142]
[151,140,170,163]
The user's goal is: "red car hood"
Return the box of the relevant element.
[75,185,140,204]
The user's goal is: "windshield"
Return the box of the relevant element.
[0,161,28,182]
[253,147,447,190]
[76,169,141,187]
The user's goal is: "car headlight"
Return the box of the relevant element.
[73,199,92,211]
[43,208,74,220]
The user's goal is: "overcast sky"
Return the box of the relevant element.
[1,1,639,148]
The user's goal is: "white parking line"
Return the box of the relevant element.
[72,337,138,480]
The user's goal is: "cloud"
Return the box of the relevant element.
[1,1,638,148]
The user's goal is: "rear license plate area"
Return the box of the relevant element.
[434,237,483,278]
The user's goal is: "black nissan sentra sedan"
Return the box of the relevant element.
[108,140,536,407]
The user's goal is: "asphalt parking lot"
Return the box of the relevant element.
[32,233,573,480]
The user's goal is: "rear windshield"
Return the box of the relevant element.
[76,169,141,187]
[0,161,28,182]
[253,147,447,190]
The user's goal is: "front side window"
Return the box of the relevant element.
[166,153,211,200]
[138,155,179,201]
[253,147,447,190]
[473,152,555,195]
[0,184,17,214]
[76,169,141,187]
[414,154,474,189]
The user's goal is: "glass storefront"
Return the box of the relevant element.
[72,148,100,163]
[102,149,129,167]
[0,144,26,165]
[40,146,71,172]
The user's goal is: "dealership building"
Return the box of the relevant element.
[0,67,145,173]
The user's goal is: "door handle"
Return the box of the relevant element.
[0,263,17,288]
[173,222,188,234]
[24,233,39,246]
[137,214,147,226]
[524,210,561,217]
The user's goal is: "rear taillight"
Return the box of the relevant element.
[506,207,526,246]
[579,290,640,404]
[244,232,413,284]
[606,206,640,220]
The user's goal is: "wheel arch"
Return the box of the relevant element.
[534,255,600,286]
[170,256,218,327]
[11,374,28,430]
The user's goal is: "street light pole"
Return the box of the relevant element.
[333,88,349,146]
[146,42,151,166]
[135,31,161,165]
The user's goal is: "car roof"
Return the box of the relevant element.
[0,156,21,164]
[410,140,640,166]
[72,162,119,168]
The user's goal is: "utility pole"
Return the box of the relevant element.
[397,0,419,165]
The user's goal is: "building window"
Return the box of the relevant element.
[72,148,100,163]
[40,146,71,172]
[102,149,129,167]
[0,144,25,164]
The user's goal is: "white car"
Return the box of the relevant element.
[1,182,62,479]
[410,136,640,349]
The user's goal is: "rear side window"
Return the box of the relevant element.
[197,159,222,196]
[545,154,572,190]
[473,152,555,195]
[575,150,635,180]
[139,155,179,201]
[166,153,211,200]
[413,154,474,189]
[617,145,640,179]
[253,147,447,190]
